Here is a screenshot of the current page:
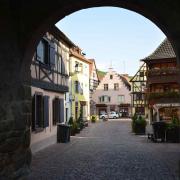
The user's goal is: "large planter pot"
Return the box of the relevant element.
[134,124,146,135]
[152,121,166,142]
[70,127,76,136]
[166,127,180,143]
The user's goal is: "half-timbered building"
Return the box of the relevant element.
[30,26,75,153]
[89,59,100,115]
[142,39,180,123]
[130,63,147,116]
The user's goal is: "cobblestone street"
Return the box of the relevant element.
[28,120,180,180]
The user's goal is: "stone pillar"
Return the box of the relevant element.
[0,10,32,178]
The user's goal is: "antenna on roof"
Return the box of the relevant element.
[123,60,126,74]
[109,61,113,70]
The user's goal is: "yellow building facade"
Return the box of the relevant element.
[69,47,90,121]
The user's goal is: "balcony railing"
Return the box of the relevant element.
[148,68,180,76]
[146,91,180,104]
[147,68,180,84]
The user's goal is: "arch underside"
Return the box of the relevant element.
[0,0,180,179]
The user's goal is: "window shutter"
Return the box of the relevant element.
[52,98,56,125]
[102,96,104,102]
[78,82,81,93]
[43,96,49,128]
[61,56,65,74]
[32,95,36,131]
[49,41,55,66]
[59,98,64,123]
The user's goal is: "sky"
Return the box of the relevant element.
[56,7,166,76]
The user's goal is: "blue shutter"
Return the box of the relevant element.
[59,99,64,123]
[49,41,55,66]
[43,96,49,128]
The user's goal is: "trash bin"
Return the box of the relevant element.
[152,121,166,142]
[57,123,70,143]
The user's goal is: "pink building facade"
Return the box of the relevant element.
[92,68,132,117]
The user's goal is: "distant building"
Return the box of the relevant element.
[142,39,180,122]
[130,63,148,116]
[69,47,90,121]
[31,26,75,153]
[89,59,100,115]
[92,67,131,117]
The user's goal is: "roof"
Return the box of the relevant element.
[142,38,176,61]
[118,74,131,91]
[49,26,76,47]
[70,48,91,64]
[88,59,100,81]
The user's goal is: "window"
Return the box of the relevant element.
[134,93,144,100]
[80,83,83,95]
[75,81,79,93]
[135,107,145,115]
[55,53,62,73]
[36,39,55,66]
[140,71,144,77]
[164,86,170,92]
[110,75,113,79]
[114,83,119,90]
[99,96,111,103]
[36,40,48,64]
[104,84,108,91]
[75,62,83,73]
[118,95,125,103]
[32,94,49,131]
[52,98,64,125]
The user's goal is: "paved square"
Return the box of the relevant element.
[28,120,180,180]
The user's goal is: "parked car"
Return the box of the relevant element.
[99,112,108,119]
[99,112,119,119]
[108,111,119,119]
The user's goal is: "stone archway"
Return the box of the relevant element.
[0,0,180,179]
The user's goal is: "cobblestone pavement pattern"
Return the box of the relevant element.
[28,120,180,180]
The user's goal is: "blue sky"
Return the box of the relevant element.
[56,7,166,76]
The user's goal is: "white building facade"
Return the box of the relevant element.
[92,68,131,117]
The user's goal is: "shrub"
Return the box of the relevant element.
[136,116,147,127]
[166,116,180,130]
[68,117,74,125]
[91,115,97,123]
[132,114,147,134]
[131,113,138,132]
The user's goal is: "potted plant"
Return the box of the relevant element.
[166,116,180,143]
[131,113,137,133]
[68,117,80,135]
[91,115,97,123]
[132,115,147,135]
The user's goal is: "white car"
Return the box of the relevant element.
[99,112,108,119]
[108,112,119,119]
[100,112,119,119]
